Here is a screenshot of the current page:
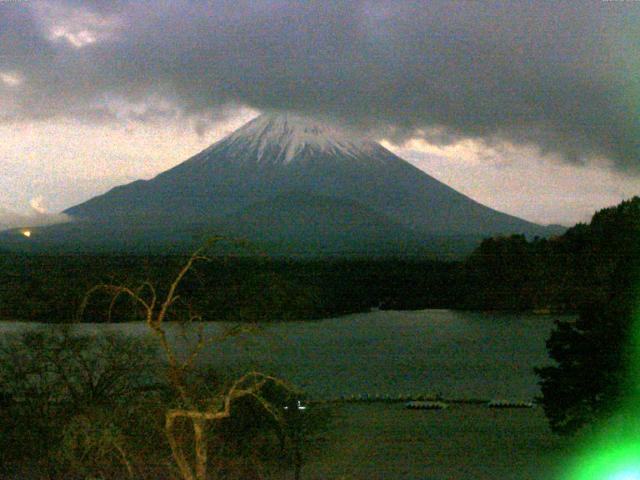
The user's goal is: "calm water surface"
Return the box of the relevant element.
[0,309,564,400]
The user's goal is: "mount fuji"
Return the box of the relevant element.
[5,113,563,255]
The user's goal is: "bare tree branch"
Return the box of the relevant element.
[79,239,293,480]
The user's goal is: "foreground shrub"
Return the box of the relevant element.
[0,328,330,479]
[0,327,163,478]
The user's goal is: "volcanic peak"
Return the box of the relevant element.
[217,112,377,164]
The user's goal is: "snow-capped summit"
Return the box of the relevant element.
[50,112,563,254]
[204,112,380,166]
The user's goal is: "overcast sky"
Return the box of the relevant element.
[1,0,638,227]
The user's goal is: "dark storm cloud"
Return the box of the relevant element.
[1,0,639,169]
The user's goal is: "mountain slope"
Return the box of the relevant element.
[16,113,562,254]
[218,192,429,254]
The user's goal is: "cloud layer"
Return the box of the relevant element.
[2,0,639,170]
[0,195,71,231]
[0,208,70,232]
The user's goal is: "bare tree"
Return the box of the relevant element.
[80,241,294,480]
[0,327,160,479]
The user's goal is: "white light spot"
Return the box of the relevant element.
[21,230,31,238]
[284,400,308,411]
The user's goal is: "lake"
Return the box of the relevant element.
[0,309,563,401]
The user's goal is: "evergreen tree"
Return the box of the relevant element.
[536,197,640,435]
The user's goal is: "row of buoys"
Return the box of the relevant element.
[405,401,448,410]
[405,399,536,410]
[328,393,442,403]
[315,395,536,409]
[487,399,535,409]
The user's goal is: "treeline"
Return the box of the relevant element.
[532,199,640,435]
[0,254,463,323]
[1,196,637,322]
[461,197,640,312]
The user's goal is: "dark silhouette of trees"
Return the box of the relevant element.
[0,253,462,323]
[535,197,640,434]
[462,196,640,313]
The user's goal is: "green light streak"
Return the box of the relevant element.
[562,304,640,479]
[564,433,640,480]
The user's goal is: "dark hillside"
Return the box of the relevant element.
[462,196,640,312]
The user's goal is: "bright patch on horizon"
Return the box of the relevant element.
[29,196,48,214]
[0,72,22,87]
[50,26,97,48]
[21,230,31,238]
